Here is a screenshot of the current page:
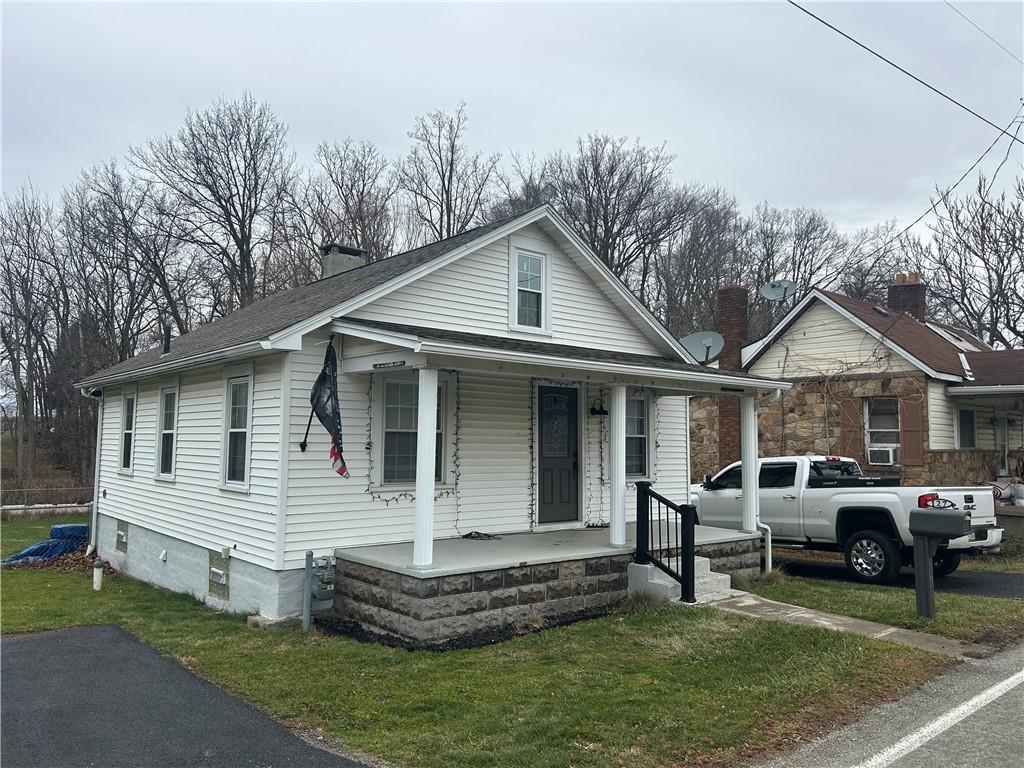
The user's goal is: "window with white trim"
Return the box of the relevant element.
[120,393,136,471]
[382,380,443,484]
[516,250,544,328]
[157,387,177,477]
[956,408,976,449]
[224,377,250,484]
[626,397,648,477]
[865,398,900,464]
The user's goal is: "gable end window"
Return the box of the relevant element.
[157,387,178,477]
[120,392,136,471]
[956,408,976,449]
[516,251,544,328]
[625,397,649,477]
[223,375,251,486]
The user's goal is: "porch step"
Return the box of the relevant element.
[627,561,745,605]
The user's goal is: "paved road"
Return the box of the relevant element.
[760,642,1024,768]
[777,555,1024,599]
[2,625,364,768]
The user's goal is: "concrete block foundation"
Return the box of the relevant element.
[96,514,304,619]
[332,553,633,647]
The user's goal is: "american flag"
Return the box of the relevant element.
[309,339,349,478]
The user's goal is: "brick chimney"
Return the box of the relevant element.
[321,243,367,278]
[887,272,926,322]
[716,284,748,468]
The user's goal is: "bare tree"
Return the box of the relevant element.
[0,187,59,481]
[546,135,694,297]
[130,93,294,309]
[919,176,1024,348]
[317,139,398,260]
[488,153,554,220]
[398,102,499,243]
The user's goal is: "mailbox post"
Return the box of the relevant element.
[908,508,972,619]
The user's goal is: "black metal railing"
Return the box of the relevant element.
[635,481,696,603]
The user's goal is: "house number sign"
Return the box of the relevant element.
[372,360,407,369]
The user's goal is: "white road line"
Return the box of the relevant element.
[854,669,1024,768]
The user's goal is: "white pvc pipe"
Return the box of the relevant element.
[92,561,103,591]
[757,522,773,575]
[412,368,439,569]
[740,395,760,534]
[609,384,627,548]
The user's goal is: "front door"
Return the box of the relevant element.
[537,386,579,524]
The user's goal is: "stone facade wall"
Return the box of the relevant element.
[334,554,632,647]
[690,372,1015,487]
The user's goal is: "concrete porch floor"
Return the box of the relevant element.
[335,522,759,578]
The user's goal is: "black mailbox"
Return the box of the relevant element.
[909,508,972,540]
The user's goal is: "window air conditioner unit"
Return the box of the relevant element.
[867,447,896,466]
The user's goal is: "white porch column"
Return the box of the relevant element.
[740,394,760,533]
[609,384,627,547]
[412,367,439,568]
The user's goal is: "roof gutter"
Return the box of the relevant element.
[947,385,1024,396]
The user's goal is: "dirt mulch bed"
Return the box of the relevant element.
[3,546,117,576]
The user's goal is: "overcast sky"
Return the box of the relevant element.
[3,1,1022,233]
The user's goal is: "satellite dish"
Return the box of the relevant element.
[680,331,725,364]
[759,279,798,302]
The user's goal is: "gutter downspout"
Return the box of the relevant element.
[86,394,103,555]
[757,521,772,576]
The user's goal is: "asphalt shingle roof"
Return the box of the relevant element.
[954,350,1024,388]
[78,216,518,387]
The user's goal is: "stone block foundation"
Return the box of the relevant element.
[332,553,633,647]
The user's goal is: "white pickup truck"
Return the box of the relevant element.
[690,455,1003,583]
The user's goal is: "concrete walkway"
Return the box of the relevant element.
[714,593,994,658]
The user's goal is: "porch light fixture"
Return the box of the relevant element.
[589,400,608,416]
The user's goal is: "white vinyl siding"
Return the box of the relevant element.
[95,355,282,568]
[927,380,955,449]
[927,381,1023,452]
[749,300,917,378]
[348,223,661,355]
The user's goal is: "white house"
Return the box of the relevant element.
[79,206,784,645]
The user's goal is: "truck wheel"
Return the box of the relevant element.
[933,552,961,578]
[844,530,902,584]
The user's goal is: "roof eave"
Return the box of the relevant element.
[74,340,268,389]
[947,385,1024,396]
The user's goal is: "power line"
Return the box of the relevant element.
[861,106,1023,262]
[786,0,1024,147]
[944,1,1024,67]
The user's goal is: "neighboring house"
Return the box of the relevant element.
[78,205,783,644]
[691,274,1024,492]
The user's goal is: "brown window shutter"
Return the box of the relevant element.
[839,398,864,461]
[900,399,924,466]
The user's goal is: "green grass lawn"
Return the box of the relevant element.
[744,569,1024,647]
[1,517,950,768]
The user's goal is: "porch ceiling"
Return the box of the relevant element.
[334,523,758,578]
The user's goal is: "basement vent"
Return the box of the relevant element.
[115,520,129,554]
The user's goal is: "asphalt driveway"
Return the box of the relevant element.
[776,555,1024,599]
[1,625,364,768]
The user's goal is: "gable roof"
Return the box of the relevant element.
[78,206,693,388]
[742,288,971,381]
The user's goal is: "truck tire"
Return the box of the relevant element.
[844,530,902,584]
[933,551,961,578]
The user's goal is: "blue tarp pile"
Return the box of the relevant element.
[3,524,90,564]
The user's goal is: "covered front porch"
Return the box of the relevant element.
[334,317,783,572]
